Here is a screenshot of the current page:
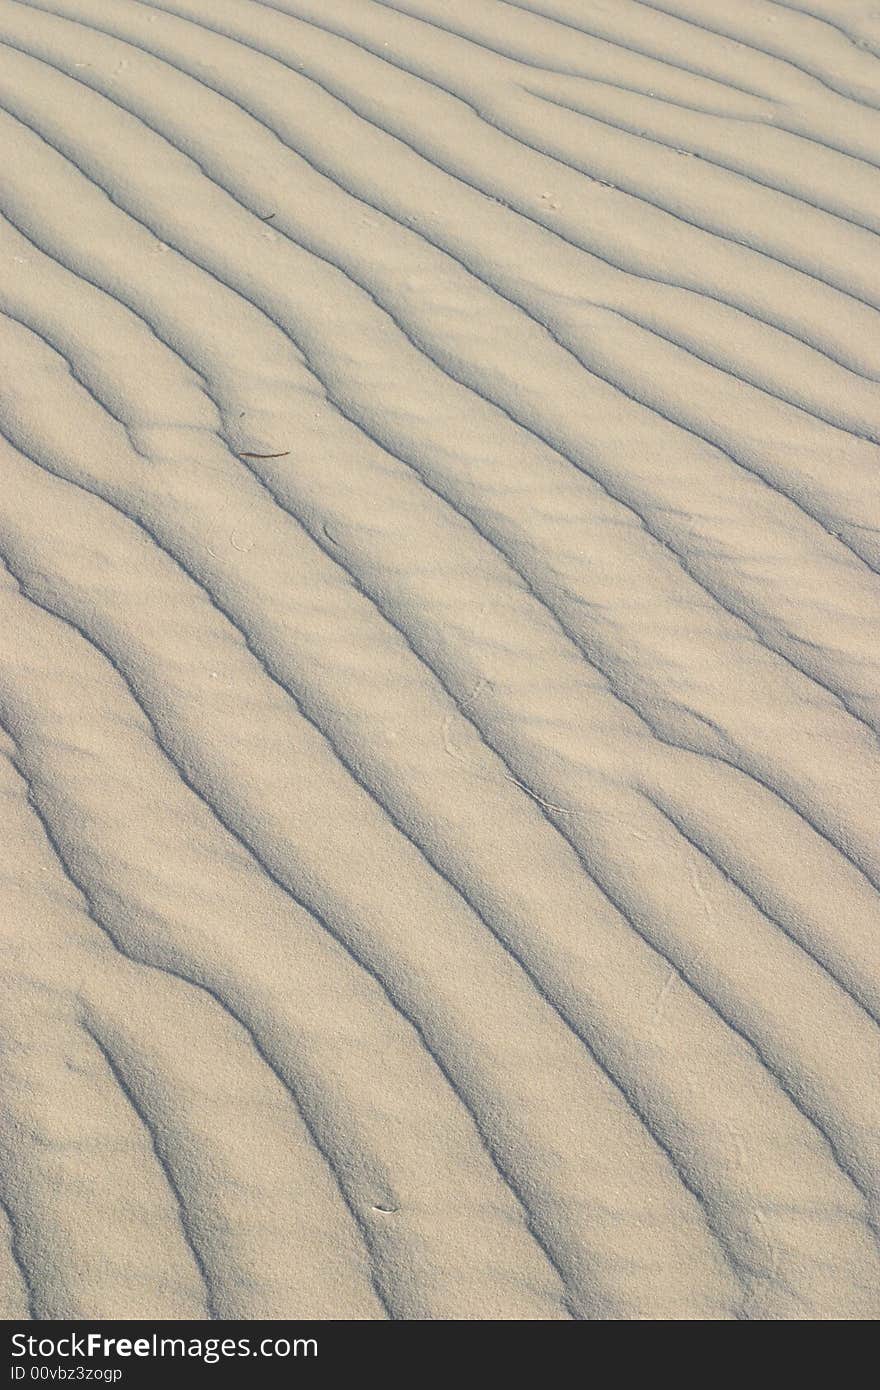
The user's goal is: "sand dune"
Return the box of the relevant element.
[1,0,879,1320]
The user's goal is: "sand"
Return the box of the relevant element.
[0,0,879,1322]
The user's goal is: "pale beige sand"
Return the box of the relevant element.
[1,0,879,1321]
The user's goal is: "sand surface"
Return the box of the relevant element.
[1,0,880,1322]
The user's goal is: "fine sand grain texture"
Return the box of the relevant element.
[1,0,879,1322]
